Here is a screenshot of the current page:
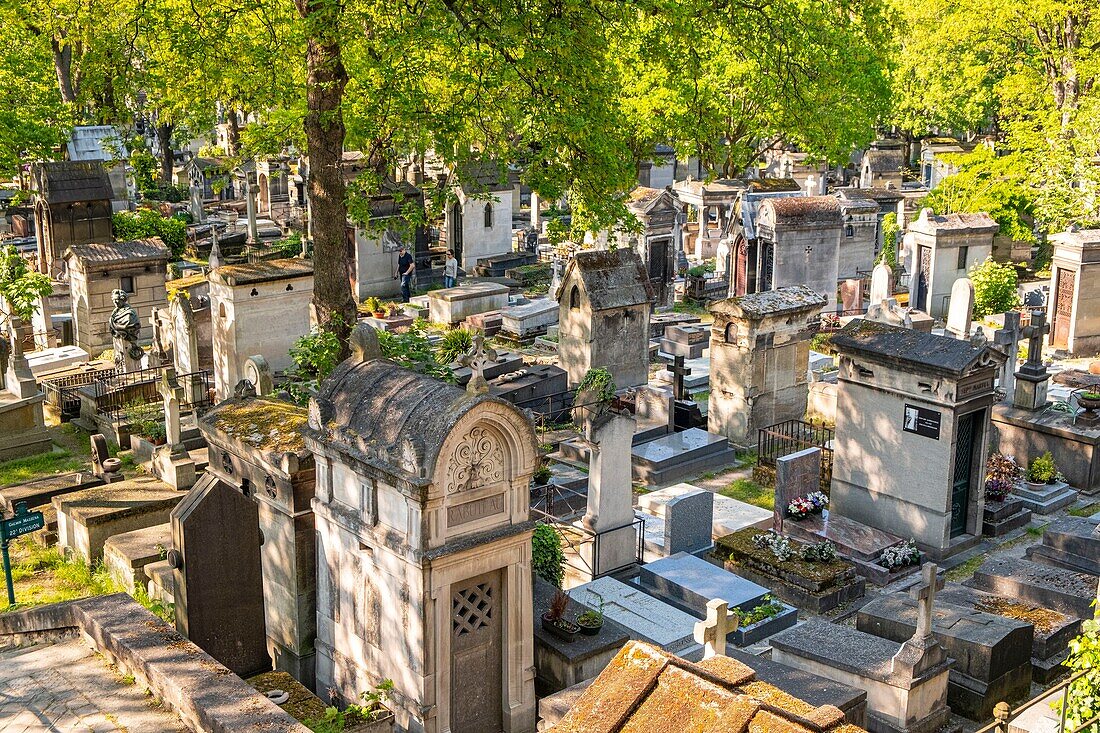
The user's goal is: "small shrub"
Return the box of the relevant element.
[735,595,785,626]
[576,367,616,404]
[438,328,473,365]
[532,524,565,588]
[985,452,1020,501]
[286,327,343,404]
[124,402,166,442]
[1026,451,1057,484]
[968,257,1021,318]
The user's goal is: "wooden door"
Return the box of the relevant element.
[1052,268,1075,350]
[450,570,503,733]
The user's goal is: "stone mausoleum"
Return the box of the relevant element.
[305,340,538,733]
[830,320,1005,559]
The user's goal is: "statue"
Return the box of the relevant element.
[108,289,144,370]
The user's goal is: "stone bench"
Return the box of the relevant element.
[53,477,184,563]
[427,282,510,325]
[857,594,1032,720]
[771,620,951,733]
[103,523,173,594]
[967,556,1098,618]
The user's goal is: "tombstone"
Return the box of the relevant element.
[830,319,1006,559]
[865,296,915,330]
[427,282,510,326]
[1013,310,1051,411]
[30,295,55,350]
[754,197,843,311]
[715,237,731,281]
[170,474,270,677]
[892,564,948,678]
[993,311,1022,398]
[4,318,38,400]
[153,367,196,490]
[708,286,827,445]
[868,262,893,307]
[549,258,563,293]
[692,598,738,659]
[244,354,274,396]
[458,331,497,395]
[634,384,675,435]
[190,186,204,223]
[640,484,714,558]
[579,410,639,577]
[669,354,692,401]
[774,447,821,536]
[569,576,701,655]
[208,234,223,270]
[90,433,123,483]
[945,278,975,340]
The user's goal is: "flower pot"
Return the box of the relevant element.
[541,613,579,642]
[1077,395,1100,411]
[373,311,386,318]
[1025,480,1049,491]
[576,617,603,636]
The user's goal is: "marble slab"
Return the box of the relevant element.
[568,576,701,654]
[786,510,905,562]
[26,346,92,377]
[638,551,768,614]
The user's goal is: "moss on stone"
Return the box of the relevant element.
[207,399,308,454]
[716,528,852,584]
[974,597,1068,635]
[247,670,328,723]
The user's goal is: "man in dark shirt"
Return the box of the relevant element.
[396,245,415,302]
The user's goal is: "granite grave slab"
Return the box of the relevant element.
[1024,516,1099,575]
[568,576,701,655]
[499,298,558,339]
[630,428,738,486]
[967,556,1098,618]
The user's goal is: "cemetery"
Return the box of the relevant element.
[2,13,1100,733]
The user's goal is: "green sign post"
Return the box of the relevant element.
[1,502,45,606]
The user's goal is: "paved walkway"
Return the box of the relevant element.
[0,638,186,732]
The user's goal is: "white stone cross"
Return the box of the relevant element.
[908,562,944,641]
[692,598,739,659]
[159,366,185,451]
[459,331,498,395]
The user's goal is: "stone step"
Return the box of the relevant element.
[984,497,1028,523]
[967,556,1098,618]
[982,508,1032,538]
[1012,482,1078,514]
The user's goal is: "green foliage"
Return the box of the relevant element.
[376,322,455,383]
[576,368,616,404]
[718,478,773,510]
[0,20,71,176]
[1027,451,1057,484]
[112,210,187,259]
[305,680,394,733]
[130,148,158,192]
[0,245,53,325]
[924,148,1035,244]
[734,595,785,627]
[363,296,384,314]
[878,213,899,267]
[0,449,84,487]
[270,233,304,259]
[124,402,166,443]
[686,265,708,278]
[968,257,1020,318]
[286,327,344,403]
[1058,615,1100,731]
[531,524,565,588]
[437,328,473,365]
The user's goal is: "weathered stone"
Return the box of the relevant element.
[53,477,182,563]
[568,576,701,655]
[968,556,1098,618]
[1024,516,1099,575]
[103,523,172,594]
[428,281,510,325]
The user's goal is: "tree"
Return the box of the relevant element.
[924,147,1036,244]
[1059,609,1099,731]
[0,246,52,328]
[0,24,71,177]
[878,213,900,266]
[968,257,1021,317]
[112,210,187,258]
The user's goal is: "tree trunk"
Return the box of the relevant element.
[50,37,77,105]
[226,110,241,157]
[295,0,355,353]
[156,123,174,183]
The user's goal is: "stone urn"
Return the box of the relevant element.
[1077,390,1100,414]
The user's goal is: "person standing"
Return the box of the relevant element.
[396,245,415,302]
[444,249,459,288]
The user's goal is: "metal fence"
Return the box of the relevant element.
[755,418,835,492]
[41,365,118,421]
[976,669,1098,733]
[92,366,214,423]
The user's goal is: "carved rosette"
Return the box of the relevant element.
[446,427,505,493]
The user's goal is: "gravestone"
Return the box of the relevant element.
[774,447,821,536]
[865,296,914,330]
[31,295,55,350]
[945,278,975,340]
[969,556,1098,618]
[458,331,497,395]
[692,599,738,659]
[669,355,692,401]
[660,325,709,360]
[153,367,196,490]
[244,354,274,396]
[868,262,892,306]
[891,563,947,679]
[993,311,1022,398]
[568,576,701,655]
[579,411,638,577]
[642,484,714,557]
[1025,517,1100,575]
[170,473,269,678]
[1013,310,1051,411]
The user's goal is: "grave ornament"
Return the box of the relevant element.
[692,598,739,659]
[108,289,143,371]
[459,331,497,395]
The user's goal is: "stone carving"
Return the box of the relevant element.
[234,378,257,399]
[446,426,504,493]
[108,289,143,366]
[459,331,498,395]
[693,598,738,660]
[350,323,382,363]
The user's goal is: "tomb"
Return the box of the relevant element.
[638,483,771,541]
[635,483,713,558]
[967,556,1098,619]
[349,178,428,300]
[31,160,114,277]
[443,162,515,271]
[830,320,1005,559]
[209,258,314,399]
[981,494,1032,537]
[637,552,798,646]
[659,323,709,360]
[754,197,841,311]
[65,239,170,355]
[1047,227,1100,355]
[0,322,52,460]
[771,565,953,733]
[857,594,1032,720]
[621,186,680,306]
[53,476,183,564]
[198,391,317,686]
[630,428,739,487]
[568,576,702,655]
[25,345,91,377]
[487,364,570,420]
[305,330,538,733]
[556,248,652,389]
[102,522,172,594]
[1025,516,1100,575]
[427,281,510,325]
[708,286,826,445]
[904,209,997,318]
[861,141,906,190]
[498,297,558,339]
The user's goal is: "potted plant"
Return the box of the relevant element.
[386,302,404,318]
[1078,390,1100,412]
[364,296,386,318]
[984,452,1020,502]
[541,589,579,642]
[576,594,604,636]
[786,496,815,520]
[1026,451,1058,487]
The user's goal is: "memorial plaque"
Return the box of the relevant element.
[903,404,941,439]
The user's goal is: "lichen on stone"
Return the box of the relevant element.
[207,399,308,454]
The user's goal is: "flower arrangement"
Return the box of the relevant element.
[1027,451,1058,484]
[787,491,828,520]
[985,452,1020,502]
[751,530,793,561]
[879,539,920,570]
[800,540,838,563]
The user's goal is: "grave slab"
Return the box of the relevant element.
[1013,479,1078,514]
[567,576,701,655]
[0,470,103,513]
[499,298,558,338]
[52,477,183,564]
[1024,516,1099,575]
[637,551,797,645]
[784,509,916,586]
[428,281,510,324]
[857,594,1032,720]
[630,428,738,486]
[25,345,91,377]
[103,522,173,594]
[981,496,1032,537]
[452,350,525,385]
[967,556,1098,618]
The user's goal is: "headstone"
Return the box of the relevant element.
[30,295,55,350]
[349,323,382,362]
[868,263,892,306]
[580,411,638,576]
[208,234,223,269]
[1013,310,1051,411]
[169,295,200,374]
[459,331,498,396]
[190,186,204,223]
[634,385,675,434]
[692,598,738,659]
[244,354,274,396]
[4,318,38,399]
[1025,517,1100,575]
[993,311,1022,398]
[170,474,269,677]
[159,367,185,451]
[865,296,914,329]
[945,278,975,340]
[647,484,714,556]
[774,447,821,535]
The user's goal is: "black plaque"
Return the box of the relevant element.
[903,404,941,440]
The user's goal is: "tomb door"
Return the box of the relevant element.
[761,241,775,291]
[950,411,980,537]
[916,246,932,312]
[734,238,748,296]
[451,202,464,264]
[1052,268,1075,350]
[450,569,503,733]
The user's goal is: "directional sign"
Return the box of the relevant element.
[0,503,44,541]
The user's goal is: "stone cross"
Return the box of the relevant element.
[908,562,944,641]
[993,311,1022,399]
[160,366,186,454]
[670,355,692,401]
[459,332,498,396]
[1018,310,1050,378]
[868,262,893,306]
[190,186,204,223]
[693,598,739,659]
[945,278,975,340]
[208,234,223,270]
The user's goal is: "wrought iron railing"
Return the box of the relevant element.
[756,418,835,492]
[91,367,214,423]
[40,365,117,421]
[976,669,1098,733]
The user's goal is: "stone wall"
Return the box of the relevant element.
[69,265,167,355]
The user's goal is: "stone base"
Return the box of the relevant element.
[866,705,954,733]
[103,523,173,594]
[0,393,53,461]
[152,447,197,491]
[1013,480,1079,514]
[967,556,1099,618]
[981,497,1032,537]
[145,559,175,605]
[721,558,866,615]
[1023,516,1099,575]
[991,402,1100,494]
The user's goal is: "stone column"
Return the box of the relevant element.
[245,175,260,244]
[157,366,196,489]
[580,411,638,576]
[4,318,38,400]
